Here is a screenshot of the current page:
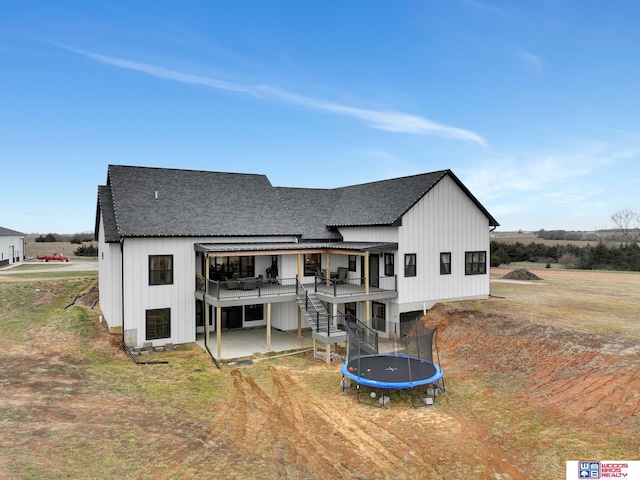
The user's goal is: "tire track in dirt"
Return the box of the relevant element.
[269,366,441,477]
[269,367,409,475]
[221,368,347,478]
[275,366,528,479]
[240,371,347,478]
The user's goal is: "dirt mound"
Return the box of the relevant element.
[429,307,640,432]
[502,268,542,280]
[75,284,99,307]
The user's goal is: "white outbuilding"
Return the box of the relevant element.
[0,226,25,267]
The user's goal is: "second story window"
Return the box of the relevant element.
[149,255,173,285]
[404,253,416,277]
[384,253,394,276]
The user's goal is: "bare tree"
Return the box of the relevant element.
[611,209,640,244]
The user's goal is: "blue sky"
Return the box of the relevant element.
[1,0,639,234]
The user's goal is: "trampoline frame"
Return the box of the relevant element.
[341,355,444,408]
[341,323,446,408]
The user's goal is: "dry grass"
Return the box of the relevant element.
[489,266,640,341]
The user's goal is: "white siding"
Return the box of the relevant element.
[121,237,198,347]
[109,232,301,347]
[270,302,300,331]
[97,216,122,331]
[0,234,24,265]
[396,174,491,312]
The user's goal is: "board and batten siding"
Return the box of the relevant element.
[97,216,122,332]
[121,237,197,347]
[397,174,491,310]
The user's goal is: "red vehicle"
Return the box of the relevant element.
[37,252,70,262]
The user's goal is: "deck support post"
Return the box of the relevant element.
[266,303,271,351]
[326,342,331,366]
[365,300,371,329]
[216,305,222,358]
[205,301,210,348]
[364,251,370,295]
[297,307,302,338]
[326,253,331,286]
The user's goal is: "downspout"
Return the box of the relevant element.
[120,238,125,348]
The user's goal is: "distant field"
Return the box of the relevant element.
[24,236,96,259]
[491,231,612,247]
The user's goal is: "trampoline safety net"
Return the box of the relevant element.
[345,317,436,370]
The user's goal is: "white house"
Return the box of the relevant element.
[0,227,25,267]
[94,165,498,359]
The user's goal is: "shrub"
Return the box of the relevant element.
[74,245,98,257]
[35,233,57,243]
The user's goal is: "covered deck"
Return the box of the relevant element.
[194,275,398,305]
[194,241,398,362]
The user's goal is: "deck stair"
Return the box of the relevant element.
[296,289,346,344]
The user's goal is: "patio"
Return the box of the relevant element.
[196,327,315,361]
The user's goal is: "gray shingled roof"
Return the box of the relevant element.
[328,169,499,228]
[274,187,342,241]
[328,171,448,227]
[96,165,498,242]
[97,185,119,242]
[0,226,25,236]
[103,165,301,238]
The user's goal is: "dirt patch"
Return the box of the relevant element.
[424,304,640,433]
[502,268,542,280]
[74,284,99,308]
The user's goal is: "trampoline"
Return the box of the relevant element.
[341,317,444,408]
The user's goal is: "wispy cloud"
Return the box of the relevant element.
[463,0,515,19]
[460,142,639,229]
[516,49,543,72]
[64,46,486,145]
[463,142,630,200]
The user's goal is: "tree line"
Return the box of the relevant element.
[491,241,640,271]
[33,232,97,257]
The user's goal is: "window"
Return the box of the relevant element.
[245,304,263,322]
[404,253,416,277]
[384,253,394,276]
[304,253,320,276]
[149,255,173,285]
[211,256,254,278]
[372,302,386,332]
[146,308,171,340]
[465,251,487,275]
[440,252,451,275]
[348,255,357,272]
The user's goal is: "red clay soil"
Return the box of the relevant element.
[426,305,640,433]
